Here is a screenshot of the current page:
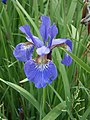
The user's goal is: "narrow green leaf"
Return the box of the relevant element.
[81,106,90,120]
[54,48,75,119]
[12,0,42,39]
[67,0,77,24]
[54,48,70,100]
[42,102,66,120]
[0,78,40,112]
[62,48,90,74]
[44,0,49,15]
[13,4,27,24]
[49,84,64,103]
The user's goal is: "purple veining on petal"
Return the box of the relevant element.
[24,60,57,88]
[13,43,34,62]
[13,16,73,88]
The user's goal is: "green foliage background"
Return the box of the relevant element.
[0,0,90,120]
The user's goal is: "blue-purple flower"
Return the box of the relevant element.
[13,16,72,88]
[2,0,7,4]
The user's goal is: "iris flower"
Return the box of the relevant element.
[2,0,7,4]
[13,16,72,88]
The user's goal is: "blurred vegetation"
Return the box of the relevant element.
[0,0,90,120]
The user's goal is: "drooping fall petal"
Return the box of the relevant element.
[24,60,57,88]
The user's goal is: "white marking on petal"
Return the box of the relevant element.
[22,44,32,50]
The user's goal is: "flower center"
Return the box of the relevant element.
[36,55,49,64]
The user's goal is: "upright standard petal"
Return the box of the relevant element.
[24,60,57,88]
[19,25,40,48]
[2,0,7,4]
[40,16,50,42]
[13,43,34,62]
[48,24,58,47]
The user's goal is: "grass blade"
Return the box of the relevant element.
[62,48,90,74]
[67,0,77,24]
[0,78,40,112]
[81,106,90,120]
[12,0,42,39]
[42,102,66,120]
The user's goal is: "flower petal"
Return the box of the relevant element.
[51,38,67,46]
[13,43,34,62]
[61,54,72,66]
[61,44,72,66]
[51,38,72,66]
[48,24,58,47]
[40,16,50,42]
[65,39,72,50]
[36,46,50,56]
[26,36,44,48]
[19,25,31,37]
[19,25,41,48]
[51,38,72,50]
[24,60,57,88]
[2,0,7,4]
